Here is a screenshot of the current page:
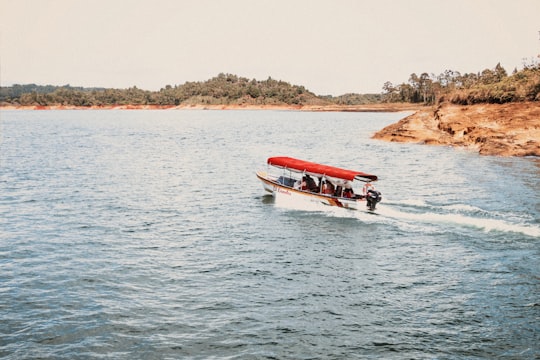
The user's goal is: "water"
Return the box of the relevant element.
[1,110,539,359]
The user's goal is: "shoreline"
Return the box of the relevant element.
[372,102,540,157]
[0,103,420,112]
[3,102,537,157]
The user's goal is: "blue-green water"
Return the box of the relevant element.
[1,110,539,359]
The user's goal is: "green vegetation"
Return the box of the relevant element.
[382,62,540,105]
[1,73,371,107]
[2,63,538,107]
[325,93,383,105]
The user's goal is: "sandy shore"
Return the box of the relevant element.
[372,102,540,157]
[0,103,419,112]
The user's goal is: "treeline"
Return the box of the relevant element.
[382,62,540,105]
[3,64,538,107]
[2,73,369,107]
[324,93,382,105]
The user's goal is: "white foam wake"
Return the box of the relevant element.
[376,205,540,238]
[274,196,540,238]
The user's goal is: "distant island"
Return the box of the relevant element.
[1,63,539,156]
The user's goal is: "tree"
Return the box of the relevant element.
[494,62,508,82]
[382,81,398,102]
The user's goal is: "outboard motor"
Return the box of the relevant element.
[366,189,382,211]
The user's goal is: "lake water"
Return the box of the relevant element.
[1,110,539,359]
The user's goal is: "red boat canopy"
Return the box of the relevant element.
[267,156,377,181]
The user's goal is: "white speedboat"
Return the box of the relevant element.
[256,156,382,211]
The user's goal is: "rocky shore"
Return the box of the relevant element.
[372,102,540,157]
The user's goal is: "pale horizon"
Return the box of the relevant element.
[1,0,539,96]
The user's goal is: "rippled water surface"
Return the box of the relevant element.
[1,110,539,359]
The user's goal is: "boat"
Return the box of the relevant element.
[256,156,382,211]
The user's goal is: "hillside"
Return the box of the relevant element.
[0,73,381,107]
[373,63,540,157]
[380,62,540,105]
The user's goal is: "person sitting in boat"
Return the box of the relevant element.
[301,177,308,190]
[305,175,318,192]
[342,181,354,198]
[294,176,308,190]
[322,180,335,195]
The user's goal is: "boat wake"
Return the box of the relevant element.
[273,195,540,238]
[376,203,540,238]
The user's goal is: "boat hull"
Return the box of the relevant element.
[256,171,367,210]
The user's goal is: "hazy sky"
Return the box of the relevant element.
[1,0,539,95]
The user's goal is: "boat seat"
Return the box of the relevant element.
[277,176,296,187]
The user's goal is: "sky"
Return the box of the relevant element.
[1,0,539,95]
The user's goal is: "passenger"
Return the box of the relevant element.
[305,175,318,192]
[327,182,335,195]
[300,177,307,190]
[322,180,335,195]
[343,181,355,198]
